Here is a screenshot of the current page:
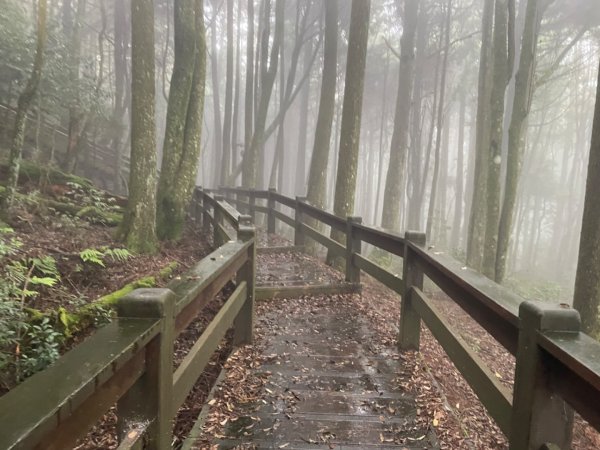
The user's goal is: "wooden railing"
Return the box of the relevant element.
[0,189,255,450]
[213,185,600,450]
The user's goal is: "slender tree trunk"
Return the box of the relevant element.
[243,0,254,173]
[295,42,312,195]
[573,59,600,337]
[231,0,242,176]
[210,1,223,183]
[118,0,159,253]
[156,0,197,239]
[495,0,542,282]
[466,0,495,269]
[2,0,48,212]
[482,0,513,278]
[451,91,466,249]
[306,0,338,251]
[380,0,419,232]
[426,0,451,240]
[242,0,284,188]
[327,0,371,266]
[221,0,234,184]
[63,0,86,173]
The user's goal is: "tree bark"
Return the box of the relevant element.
[495,0,543,282]
[305,0,337,251]
[3,0,48,212]
[482,0,513,278]
[220,0,234,184]
[570,64,600,336]
[242,0,284,188]
[327,0,371,266]
[380,0,419,232]
[118,0,159,253]
[466,0,494,270]
[157,0,206,241]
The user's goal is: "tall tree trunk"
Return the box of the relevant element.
[306,0,338,250]
[112,0,130,194]
[380,0,419,232]
[242,0,284,188]
[210,1,223,184]
[295,41,312,195]
[495,0,543,282]
[327,0,370,266]
[482,0,514,278]
[221,0,234,184]
[243,0,254,173]
[406,4,428,230]
[2,0,48,212]
[466,0,495,270]
[231,0,242,177]
[156,0,196,239]
[425,0,451,239]
[572,59,600,337]
[451,91,466,249]
[118,0,159,253]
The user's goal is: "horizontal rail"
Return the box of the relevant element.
[169,241,249,333]
[273,209,295,227]
[539,330,600,430]
[354,253,404,294]
[172,282,247,412]
[217,199,241,227]
[0,318,160,449]
[298,201,346,231]
[353,223,405,257]
[412,288,513,435]
[411,244,520,355]
[271,191,296,209]
[300,222,346,257]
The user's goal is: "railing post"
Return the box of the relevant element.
[213,194,224,247]
[234,215,256,345]
[201,192,211,235]
[295,196,307,246]
[509,301,578,450]
[345,216,362,283]
[248,189,256,222]
[116,288,176,450]
[267,188,276,234]
[193,187,202,226]
[398,231,426,350]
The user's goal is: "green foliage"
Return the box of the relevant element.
[19,317,61,379]
[79,246,132,267]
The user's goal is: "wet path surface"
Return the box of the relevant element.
[211,296,438,449]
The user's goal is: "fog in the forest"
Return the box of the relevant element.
[1,0,600,304]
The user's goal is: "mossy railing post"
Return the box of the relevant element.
[398,231,426,350]
[234,215,256,345]
[116,289,176,450]
[295,196,307,247]
[267,188,276,234]
[509,301,578,450]
[213,194,225,247]
[345,216,362,283]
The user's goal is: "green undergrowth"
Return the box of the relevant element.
[0,223,179,390]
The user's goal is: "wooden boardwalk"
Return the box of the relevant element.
[203,248,438,449]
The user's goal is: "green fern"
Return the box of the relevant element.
[79,247,132,267]
[79,248,105,267]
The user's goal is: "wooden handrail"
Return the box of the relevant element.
[214,185,600,450]
[0,188,256,449]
